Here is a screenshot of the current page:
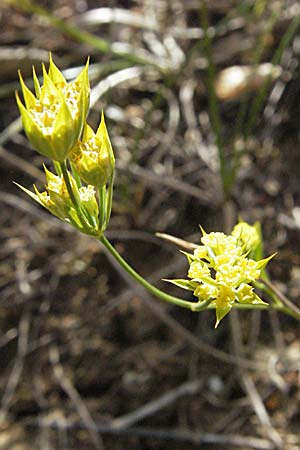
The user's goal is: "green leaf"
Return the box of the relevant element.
[190,275,217,288]
[48,53,67,86]
[32,66,41,99]
[179,250,195,264]
[52,98,74,160]
[199,225,206,236]
[69,161,82,188]
[14,182,41,204]
[163,279,197,292]
[251,293,269,306]
[82,122,95,141]
[18,70,36,109]
[41,63,61,100]
[215,302,233,328]
[16,92,53,158]
[75,57,90,89]
[256,253,276,270]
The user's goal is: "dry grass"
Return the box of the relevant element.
[0,1,300,449]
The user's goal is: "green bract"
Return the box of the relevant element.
[16,54,90,161]
[70,112,115,188]
[165,223,273,327]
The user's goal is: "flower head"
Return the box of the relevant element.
[16,54,90,161]
[70,112,115,188]
[165,222,272,327]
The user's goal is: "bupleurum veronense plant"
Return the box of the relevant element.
[15,55,300,327]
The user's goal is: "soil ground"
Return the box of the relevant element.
[0,1,300,449]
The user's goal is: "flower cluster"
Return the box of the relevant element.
[16,54,90,162]
[16,54,115,236]
[166,222,273,326]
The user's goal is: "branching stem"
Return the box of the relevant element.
[60,160,91,229]
[99,235,300,321]
[100,235,210,311]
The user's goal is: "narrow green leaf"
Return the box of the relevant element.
[163,279,197,292]
[256,253,276,270]
[215,302,232,328]
[179,250,195,264]
[14,182,41,204]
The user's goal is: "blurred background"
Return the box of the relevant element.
[0,1,300,449]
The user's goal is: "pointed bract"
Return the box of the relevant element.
[18,71,36,109]
[48,53,67,86]
[16,54,91,161]
[215,303,232,328]
[163,279,197,291]
[32,66,41,99]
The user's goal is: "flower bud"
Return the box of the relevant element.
[70,112,115,188]
[16,54,90,161]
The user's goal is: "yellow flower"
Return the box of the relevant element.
[215,263,241,286]
[236,283,268,306]
[79,185,99,224]
[201,232,241,257]
[236,258,261,283]
[16,54,90,161]
[188,261,211,280]
[70,112,115,188]
[194,245,208,260]
[167,222,273,326]
[236,283,255,303]
[194,283,217,300]
[231,221,260,252]
[214,284,236,327]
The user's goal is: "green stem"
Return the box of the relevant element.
[253,279,282,307]
[98,185,107,231]
[205,299,300,320]
[100,234,300,321]
[105,173,114,228]
[245,14,300,137]
[200,2,228,197]
[13,0,161,69]
[60,160,91,229]
[60,161,78,207]
[100,234,209,311]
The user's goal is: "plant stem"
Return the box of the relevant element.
[100,234,210,311]
[245,14,300,137]
[105,174,114,228]
[100,235,300,321]
[60,161,78,206]
[200,2,228,196]
[98,185,106,231]
[60,160,91,229]
[13,0,161,69]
